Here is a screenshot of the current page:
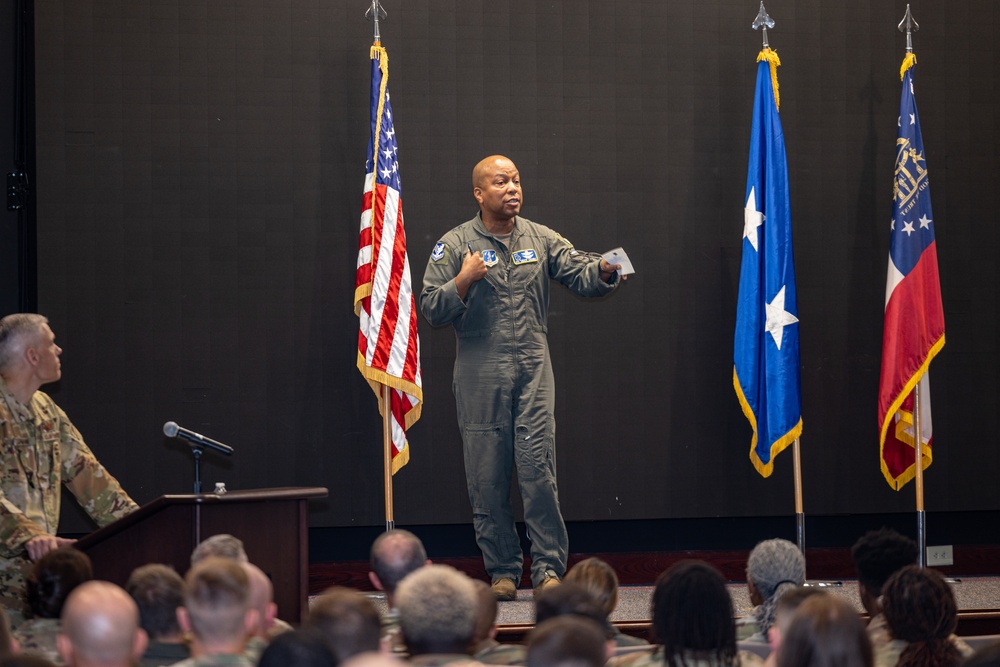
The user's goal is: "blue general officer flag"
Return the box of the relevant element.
[733,49,803,478]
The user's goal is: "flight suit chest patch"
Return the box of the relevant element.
[512,249,538,265]
[481,249,499,267]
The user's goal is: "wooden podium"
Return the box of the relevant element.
[75,487,328,623]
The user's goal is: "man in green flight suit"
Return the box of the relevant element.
[419,155,623,601]
[0,313,139,618]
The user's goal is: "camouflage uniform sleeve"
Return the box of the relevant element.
[57,406,139,527]
[546,230,618,298]
[419,235,468,327]
[0,493,48,556]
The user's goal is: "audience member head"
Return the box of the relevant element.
[179,557,255,653]
[471,580,498,647]
[881,566,961,667]
[768,586,825,654]
[57,581,147,667]
[527,616,607,667]
[257,628,337,667]
[747,538,806,634]
[564,558,620,617]
[776,592,872,667]
[240,563,277,638]
[0,607,17,658]
[305,586,381,662]
[125,564,185,643]
[534,582,611,638]
[0,314,49,376]
[395,564,477,656]
[26,547,93,620]
[651,560,736,666]
[190,534,249,566]
[369,530,428,603]
[851,528,918,616]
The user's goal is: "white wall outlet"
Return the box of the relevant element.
[927,545,954,566]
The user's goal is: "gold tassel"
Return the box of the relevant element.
[757,48,782,111]
[369,44,390,166]
[900,52,917,80]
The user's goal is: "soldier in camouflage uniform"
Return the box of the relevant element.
[0,314,138,619]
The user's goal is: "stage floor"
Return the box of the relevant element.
[359,576,1000,626]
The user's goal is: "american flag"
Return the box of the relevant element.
[878,55,945,490]
[354,45,422,473]
[733,49,803,478]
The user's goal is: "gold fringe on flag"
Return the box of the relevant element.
[756,48,781,112]
[900,52,917,80]
[733,367,802,478]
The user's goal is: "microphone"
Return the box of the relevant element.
[163,421,235,455]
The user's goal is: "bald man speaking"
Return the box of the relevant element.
[420,155,623,601]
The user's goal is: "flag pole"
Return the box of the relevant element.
[382,384,395,531]
[368,0,393,532]
[898,2,925,567]
[914,382,925,566]
[752,0,806,556]
[793,438,805,553]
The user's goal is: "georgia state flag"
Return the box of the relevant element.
[878,58,945,490]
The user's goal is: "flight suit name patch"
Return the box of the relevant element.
[512,249,538,265]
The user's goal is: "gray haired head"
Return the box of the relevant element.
[0,314,48,374]
[747,538,806,600]
[395,564,477,655]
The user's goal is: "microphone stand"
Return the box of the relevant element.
[191,446,203,494]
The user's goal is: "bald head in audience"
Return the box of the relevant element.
[369,530,429,606]
[57,581,147,667]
